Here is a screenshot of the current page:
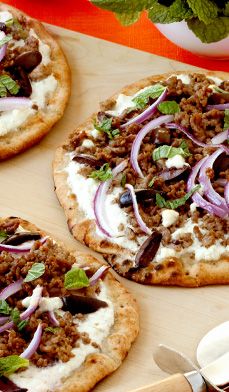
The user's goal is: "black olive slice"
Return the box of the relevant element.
[0,377,27,392]
[2,232,41,245]
[134,231,162,268]
[72,154,103,169]
[0,23,6,33]
[11,66,32,97]
[14,51,42,73]
[62,295,108,314]
[119,189,161,208]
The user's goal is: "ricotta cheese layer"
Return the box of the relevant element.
[10,282,114,392]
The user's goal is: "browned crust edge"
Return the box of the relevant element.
[53,70,229,287]
[0,3,71,161]
[0,216,139,392]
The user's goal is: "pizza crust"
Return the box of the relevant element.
[0,3,70,161]
[0,217,139,392]
[53,70,229,287]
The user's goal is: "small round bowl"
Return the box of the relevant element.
[155,21,229,59]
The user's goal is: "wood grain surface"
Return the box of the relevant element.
[1,25,228,392]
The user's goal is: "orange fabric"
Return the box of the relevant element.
[4,0,229,72]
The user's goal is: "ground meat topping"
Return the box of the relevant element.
[67,73,228,255]
[0,221,103,368]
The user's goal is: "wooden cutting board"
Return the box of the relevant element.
[1,25,228,392]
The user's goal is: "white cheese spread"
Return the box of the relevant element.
[81,139,94,148]
[0,11,13,23]
[22,296,63,313]
[90,128,101,139]
[0,75,58,136]
[165,154,188,169]
[65,155,139,252]
[161,209,179,228]
[155,218,228,263]
[11,283,114,392]
[29,29,51,66]
[168,74,191,85]
[208,76,222,86]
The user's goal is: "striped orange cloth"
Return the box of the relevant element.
[4,0,229,72]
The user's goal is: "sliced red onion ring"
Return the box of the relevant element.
[89,265,110,286]
[0,316,9,325]
[187,157,226,218]
[0,279,23,300]
[48,310,59,327]
[206,103,229,111]
[125,184,151,235]
[0,43,7,62]
[121,88,167,128]
[0,286,43,334]
[20,323,42,359]
[20,286,43,321]
[167,122,229,153]
[158,167,189,181]
[211,129,229,144]
[0,236,48,253]
[0,97,31,112]
[199,148,228,211]
[225,182,229,207]
[131,115,174,178]
[93,160,128,237]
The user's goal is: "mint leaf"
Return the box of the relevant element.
[132,84,166,109]
[11,308,20,325]
[91,0,153,13]
[156,185,200,209]
[187,0,218,25]
[5,18,14,27]
[115,11,140,26]
[0,355,29,376]
[0,35,12,48]
[64,268,89,290]
[148,0,193,23]
[212,85,229,95]
[152,141,191,161]
[187,17,229,43]
[224,3,229,16]
[24,263,45,283]
[158,100,180,114]
[94,117,119,140]
[0,75,20,96]
[121,173,126,187]
[89,163,113,182]
[0,300,11,315]
[0,230,7,243]
[45,326,60,334]
[224,109,229,130]
[148,177,156,187]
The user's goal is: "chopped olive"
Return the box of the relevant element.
[62,295,108,314]
[72,154,104,169]
[119,189,162,208]
[14,51,42,73]
[2,232,41,245]
[134,231,162,268]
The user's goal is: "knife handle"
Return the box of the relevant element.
[130,374,193,392]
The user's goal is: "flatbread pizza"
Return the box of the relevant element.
[0,3,70,160]
[0,216,139,391]
[53,71,229,287]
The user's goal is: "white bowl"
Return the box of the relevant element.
[155,20,229,59]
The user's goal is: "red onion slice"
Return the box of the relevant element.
[0,279,23,300]
[0,97,31,111]
[131,115,174,178]
[0,320,14,333]
[89,265,110,286]
[125,184,151,235]
[215,178,227,186]
[211,129,229,144]
[0,43,7,62]
[0,236,48,253]
[0,316,9,325]
[206,103,229,111]
[158,167,189,181]
[20,286,43,321]
[225,182,229,207]
[48,310,59,327]
[121,88,167,128]
[199,148,228,211]
[20,324,42,359]
[187,157,226,218]
[93,160,128,237]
